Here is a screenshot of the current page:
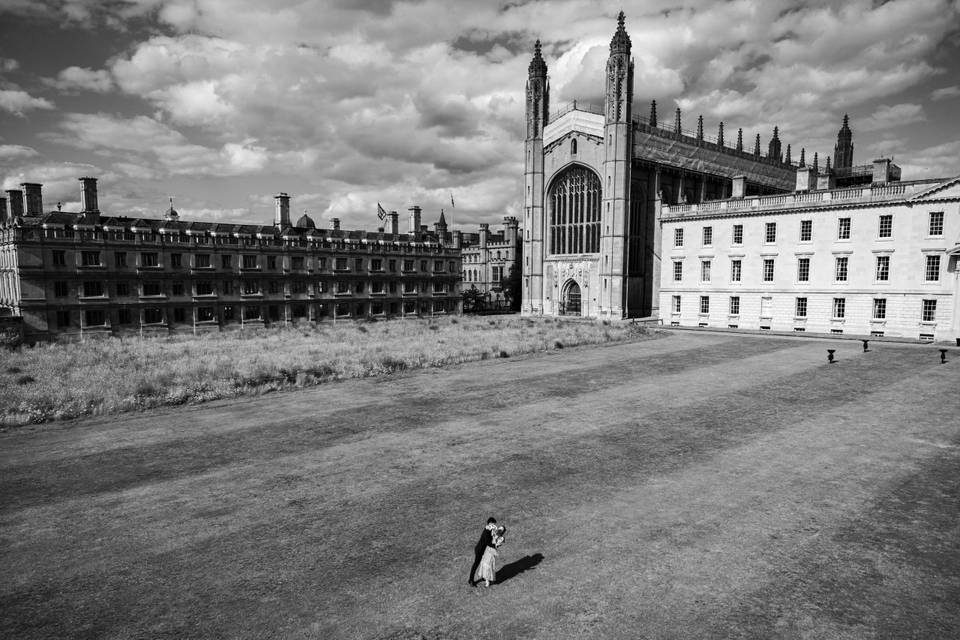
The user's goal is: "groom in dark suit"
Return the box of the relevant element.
[469,517,497,586]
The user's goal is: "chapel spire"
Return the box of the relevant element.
[610,10,631,53]
[834,113,854,169]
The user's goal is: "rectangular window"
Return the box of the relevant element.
[371,259,383,272]
[84,310,106,326]
[195,254,211,268]
[674,228,684,247]
[797,257,810,282]
[833,297,846,319]
[116,282,129,297]
[388,259,396,272]
[925,255,940,281]
[673,261,683,282]
[171,282,185,296]
[318,257,327,271]
[243,280,259,295]
[114,252,127,267]
[835,256,848,282]
[267,256,277,270]
[878,215,892,238]
[336,257,349,271]
[873,298,886,320]
[82,281,104,297]
[56,310,70,327]
[170,253,182,268]
[702,226,713,246]
[403,281,417,294]
[765,222,776,243]
[420,260,428,271]
[875,255,890,281]
[699,295,710,314]
[222,255,233,269]
[371,281,385,294]
[434,260,444,272]
[729,296,740,315]
[403,259,414,272]
[795,297,807,318]
[701,260,711,282]
[356,258,364,272]
[800,220,812,242]
[928,211,944,236]
[222,280,233,295]
[196,281,213,295]
[730,259,741,282]
[837,217,851,240]
[54,281,69,297]
[52,250,66,266]
[336,281,350,294]
[355,281,364,293]
[672,295,681,313]
[197,307,215,322]
[922,299,937,322]
[732,224,743,245]
[81,250,100,266]
[141,252,158,267]
[762,258,775,282]
[144,307,164,324]
[449,261,457,273]
[142,281,162,296]
[242,255,258,269]
[292,256,305,270]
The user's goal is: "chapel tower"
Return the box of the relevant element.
[599,11,634,316]
[834,114,854,169]
[522,39,549,314]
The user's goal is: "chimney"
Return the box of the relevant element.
[872,158,892,184]
[731,176,747,198]
[79,177,99,213]
[0,197,6,225]
[479,223,489,249]
[6,189,24,218]
[22,182,42,216]
[795,166,815,192]
[331,217,341,231]
[387,211,399,235]
[274,192,291,228]
[408,205,421,235]
[452,229,462,249]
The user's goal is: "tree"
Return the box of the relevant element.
[462,286,485,313]
[502,265,522,312]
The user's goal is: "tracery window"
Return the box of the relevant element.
[548,165,601,255]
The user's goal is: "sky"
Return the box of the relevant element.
[1,0,959,230]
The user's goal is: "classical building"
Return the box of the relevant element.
[522,13,799,319]
[521,12,958,342]
[0,179,462,340]
[659,168,960,342]
[460,216,521,307]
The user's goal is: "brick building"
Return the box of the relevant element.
[0,178,462,340]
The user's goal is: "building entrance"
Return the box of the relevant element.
[561,281,581,316]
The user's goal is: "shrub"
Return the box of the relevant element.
[6,366,22,374]
[554,341,564,349]
[16,375,35,385]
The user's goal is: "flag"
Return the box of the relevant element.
[377,202,386,220]
[450,193,455,208]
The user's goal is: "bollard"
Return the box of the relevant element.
[940,349,947,364]
[827,349,835,364]
[862,339,869,352]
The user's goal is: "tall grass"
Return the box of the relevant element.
[0,316,653,426]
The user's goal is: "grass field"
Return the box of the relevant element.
[0,316,646,426]
[1,331,958,639]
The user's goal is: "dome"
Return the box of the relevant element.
[296,213,316,229]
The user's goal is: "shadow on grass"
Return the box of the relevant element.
[496,553,544,585]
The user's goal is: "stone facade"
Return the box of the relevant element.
[460,217,521,307]
[0,180,462,340]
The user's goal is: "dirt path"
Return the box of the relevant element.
[2,332,958,639]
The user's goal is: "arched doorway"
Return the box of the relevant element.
[560,280,581,316]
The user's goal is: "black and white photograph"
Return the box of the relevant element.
[1,1,958,638]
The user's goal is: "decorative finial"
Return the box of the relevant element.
[696,115,704,141]
[528,39,547,76]
[57,202,62,211]
[736,128,743,152]
[754,133,761,156]
[610,11,631,52]
[649,100,657,127]
[618,10,625,28]
[785,143,792,165]
[813,151,819,172]
[799,147,806,167]
[717,122,724,147]
[825,156,832,173]
[842,113,849,128]
[772,125,779,139]
[674,107,681,133]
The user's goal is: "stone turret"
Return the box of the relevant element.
[274,193,291,228]
[768,126,782,162]
[834,114,854,169]
[434,209,448,245]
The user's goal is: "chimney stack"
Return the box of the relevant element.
[452,229,462,249]
[6,189,24,219]
[274,192,291,228]
[872,158,892,184]
[408,205,421,235]
[795,166,816,192]
[479,223,489,249]
[80,177,99,213]
[387,211,398,236]
[731,176,747,198]
[331,217,341,231]
[22,182,42,216]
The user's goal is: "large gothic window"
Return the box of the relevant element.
[548,165,601,255]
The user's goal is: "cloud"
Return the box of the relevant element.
[0,89,54,116]
[0,58,19,72]
[0,144,39,161]
[931,85,960,101]
[858,103,926,132]
[896,140,960,179]
[48,66,114,93]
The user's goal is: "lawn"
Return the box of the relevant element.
[1,331,958,639]
[0,315,649,426]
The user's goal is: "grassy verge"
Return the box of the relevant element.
[0,316,653,426]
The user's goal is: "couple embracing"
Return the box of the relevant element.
[469,517,507,588]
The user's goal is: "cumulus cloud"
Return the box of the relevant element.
[0,58,19,72]
[0,144,39,161]
[48,66,114,93]
[0,89,54,116]
[931,85,960,101]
